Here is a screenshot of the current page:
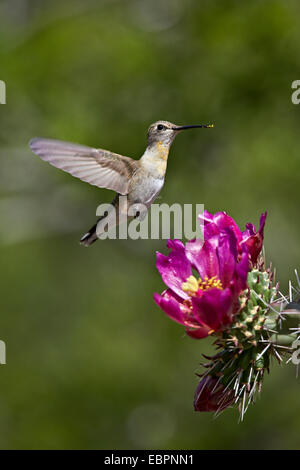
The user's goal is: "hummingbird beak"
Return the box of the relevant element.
[172,124,214,131]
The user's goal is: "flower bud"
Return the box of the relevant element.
[194,376,235,412]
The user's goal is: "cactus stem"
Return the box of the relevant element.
[196,270,300,419]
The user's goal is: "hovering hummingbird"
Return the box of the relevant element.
[30,120,213,246]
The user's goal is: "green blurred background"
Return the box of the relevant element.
[0,0,299,450]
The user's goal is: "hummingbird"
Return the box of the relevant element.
[29,120,213,246]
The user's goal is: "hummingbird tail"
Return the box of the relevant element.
[80,224,98,247]
[80,196,121,246]
[80,209,115,246]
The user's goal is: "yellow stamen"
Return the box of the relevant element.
[182,275,199,293]
[182,274,223,294]
[198,275,223,291]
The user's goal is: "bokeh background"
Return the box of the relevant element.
[0,0,300,450]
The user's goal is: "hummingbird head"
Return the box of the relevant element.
[147,120,214,149]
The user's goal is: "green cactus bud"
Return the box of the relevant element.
[269,333,296,347]
[254,354,265,370]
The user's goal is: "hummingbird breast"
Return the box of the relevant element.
[129,173,164,207]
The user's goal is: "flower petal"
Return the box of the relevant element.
[199,211,242,243]
[186,326,211,339]
[192,287,233,331]
[213,212,242,242]
[234,250,249,292]
[259,211,267,234]
[167,239,185,252]
[241,212,267,264]
[156,241,192,299]
[216,230,238,287]
[198,210,219,240]
[154,290,185,325]
[186,239,219,280]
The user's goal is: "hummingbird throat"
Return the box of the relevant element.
[141,140,170,178]
[156,141,169,161]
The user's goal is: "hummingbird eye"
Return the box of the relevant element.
[157,124,166,131]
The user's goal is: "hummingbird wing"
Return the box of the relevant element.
[29,137,139,195]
